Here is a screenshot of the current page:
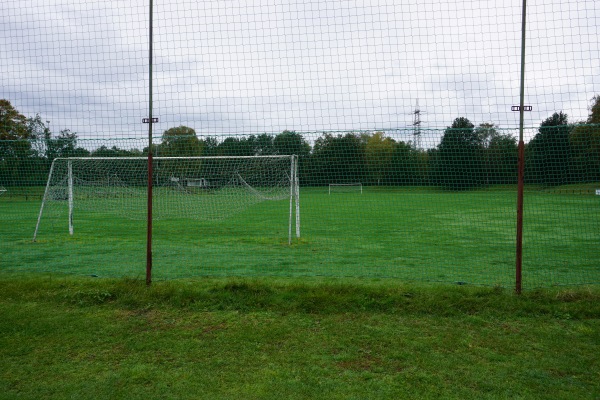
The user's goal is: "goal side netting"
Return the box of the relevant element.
[33,155,300,244]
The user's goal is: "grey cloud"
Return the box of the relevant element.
[0,0,598,142]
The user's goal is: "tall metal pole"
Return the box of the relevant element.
[146,0,154,286]
[515,0,527,294]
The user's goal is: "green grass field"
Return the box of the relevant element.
[1,187,599,398]
[0,276,599,399]
[1,185,599,288]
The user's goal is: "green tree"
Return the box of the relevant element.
[433,117,484,190]
[142,143,160,156]
[0,100,33,159]
[588,95,600,124]
[526,112,572,185]
[569,96,600,182]
[24,115,90,160]
[0,100,37,186]
[159,126,203,156]
[475,123,498,147]
[486,133,518,184]
[273,131,311,158]
[249,134,275,155]
[91,145,141,158]
[0,100,28,139]
[217,137,253,156]
[45,129,81,160]
[199,137,219,156]
[475,123,518,185]
[26,114,52,157]
[388,141,427,186]
[365,132,395,185]
[156,126,204,184]
[311,133,367,186]
[273,130,311,185]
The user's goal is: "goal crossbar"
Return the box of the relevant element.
[47,156,292,160]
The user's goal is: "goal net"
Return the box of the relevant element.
[329,183,363,194]
[33,155,300,243]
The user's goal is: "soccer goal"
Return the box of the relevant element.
[0,186,6,196]
[328,183,363,194]
[33,155,300,244]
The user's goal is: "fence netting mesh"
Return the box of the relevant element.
[1,0,598,288]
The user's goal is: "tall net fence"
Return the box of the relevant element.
[1,0,599,288]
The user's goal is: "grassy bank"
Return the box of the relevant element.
[1,275,599,399]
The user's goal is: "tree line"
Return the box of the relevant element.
[1,97,599,189]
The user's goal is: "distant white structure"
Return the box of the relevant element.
[186,178,210,188]
[329,183,363,194]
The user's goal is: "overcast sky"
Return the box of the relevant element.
[1,0,598,144]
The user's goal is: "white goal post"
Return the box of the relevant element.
[33,155,300,244]
[328,183,362,194]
